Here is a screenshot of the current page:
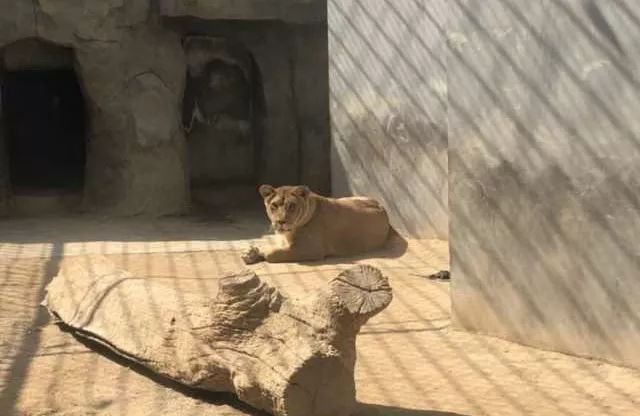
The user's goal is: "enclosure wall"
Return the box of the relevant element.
[328,0,449,239]
[448,0,640,369]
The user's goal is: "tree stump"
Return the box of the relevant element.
[41,256,393,416]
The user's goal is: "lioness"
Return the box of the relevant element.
[241,185,392,264]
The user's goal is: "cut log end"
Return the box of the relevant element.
[330,265,393,321]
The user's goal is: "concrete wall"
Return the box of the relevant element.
[328,0,449,239]
[449,0,640,369]
[329,0,640,368]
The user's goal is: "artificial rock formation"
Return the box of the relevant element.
[0,1,190,215]
[0,0,330,215]
[42,256,393,416]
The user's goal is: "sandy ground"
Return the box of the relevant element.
[1,212,639,416]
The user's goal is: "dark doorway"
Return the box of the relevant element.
[2,69,86,192]
[182,36,266,212]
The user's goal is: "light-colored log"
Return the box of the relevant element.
[42,255,393,416]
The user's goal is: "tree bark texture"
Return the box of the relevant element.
[42,255,393,416]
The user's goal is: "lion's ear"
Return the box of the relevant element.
[293,185,310,198]
[259,184,275,199]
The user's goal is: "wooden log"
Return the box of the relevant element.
[41,256,393,416]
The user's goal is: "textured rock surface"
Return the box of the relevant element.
[0,1,329,215]
[159,0,326,24]
[3,38,74,70]
[0,121,8,216]
[247,24,301,186]
[166,18,330,189]
[0,1,188,215]
[76,28,188,214]
[42,255,393,416]
[293,23,331,195]
[0,1,36,44]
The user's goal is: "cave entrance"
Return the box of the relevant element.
[2,69,87,195]
[182,36,265,211]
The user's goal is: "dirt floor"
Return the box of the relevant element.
[1,211,639,416]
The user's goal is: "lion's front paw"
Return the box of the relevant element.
[242,246,265,265]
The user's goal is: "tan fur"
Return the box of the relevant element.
[242,185,392,264]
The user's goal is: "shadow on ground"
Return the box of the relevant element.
[0,242,64,413]
[63,329,467,416]
[300,233,410,266]
[67,331,270,415]
[354,403,468,416]
[0,209,270,244]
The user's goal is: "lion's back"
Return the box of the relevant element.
[315,196,391,256]
[339,196,386,213]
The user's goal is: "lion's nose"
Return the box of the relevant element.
[275,220,286,226]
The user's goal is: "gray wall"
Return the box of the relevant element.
[449,0,640,369]
[330,0,640,368]
[328,0,449,239]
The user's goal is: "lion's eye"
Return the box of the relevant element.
[270,203,278,210]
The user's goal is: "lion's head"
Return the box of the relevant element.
[258,185,313,233]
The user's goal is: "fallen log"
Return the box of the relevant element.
[41,256,393,416]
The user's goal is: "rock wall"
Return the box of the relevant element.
[0,113,7,215]
[183,36,255,186]
[0,1,188,215]
[159,0,326,24]
[0,0,330,215]
[3,38,74,70]
[292,23,331,195]
[78,28,188,215]
[328,0,449,239]
[165,18,330,192]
